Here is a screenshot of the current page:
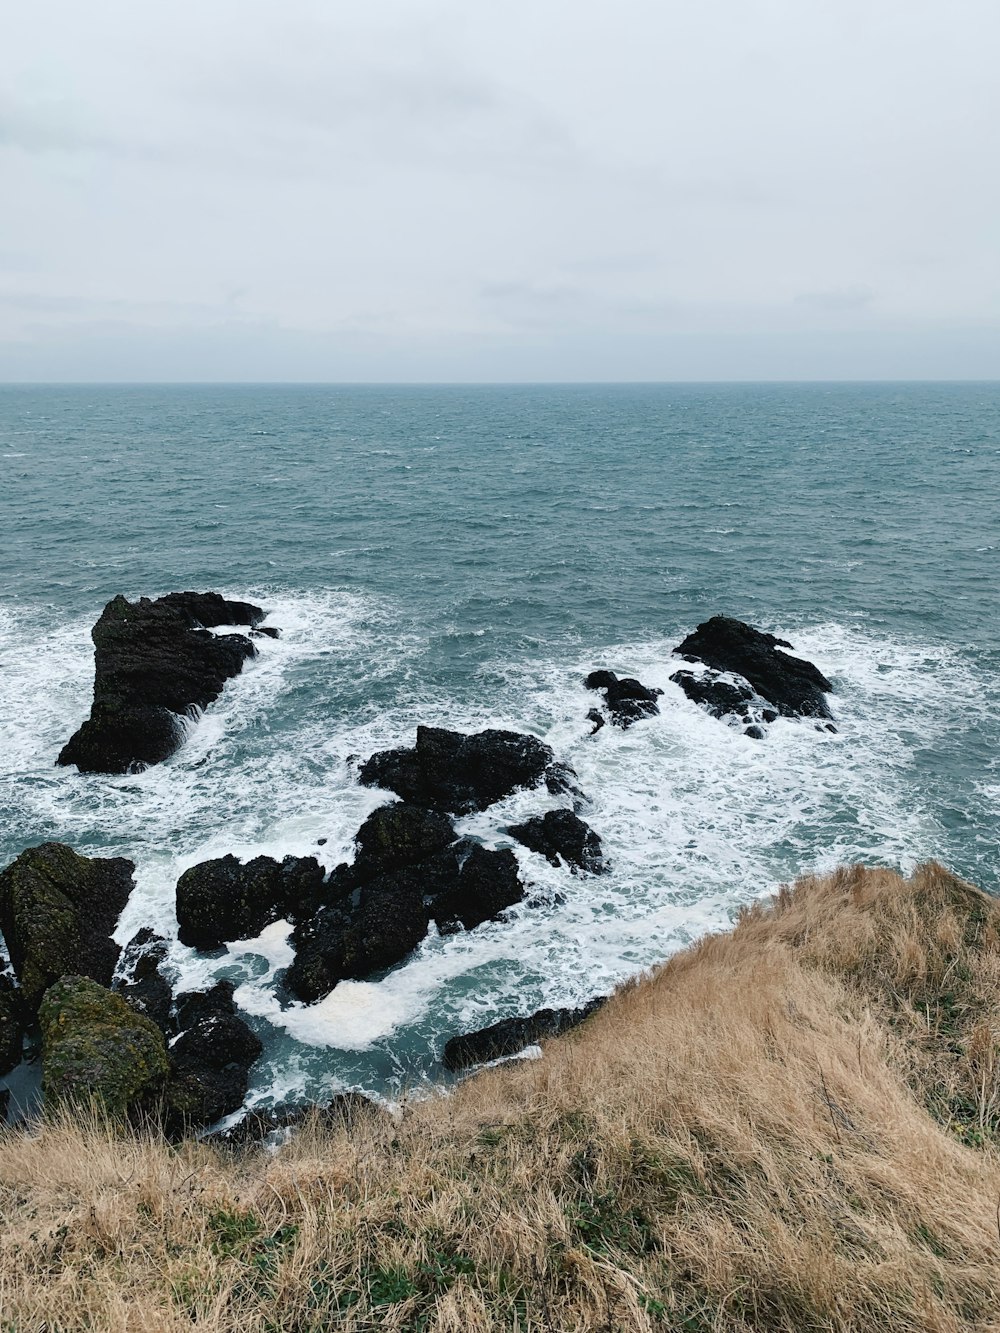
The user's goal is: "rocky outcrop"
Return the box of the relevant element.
[176,854,324,950]
[584,670,662,728]
[286,803,525,1003]
[671,617,833,722]
[0,971,24,1076]
[113,929,173,1031]
[507,809,606,874]
[39,976,170,1117]
[442,997,607,1072]
[58,591,269,774]
[0,843,134,1014]
[162,981,263,1132]
[359,726,574,814]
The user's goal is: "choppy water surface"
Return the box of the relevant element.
[1,383,997,1112]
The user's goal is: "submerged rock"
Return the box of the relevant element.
[176,854,325,950]
[163,981,263,1132]
[359,725,574,814]
[0,843,134,1014]
[507,809,606,874]
[672,616,833,722]
[58,591,268,774]
[584,670,662,728]
[39,975,169,1117]
[442,997,607,1072]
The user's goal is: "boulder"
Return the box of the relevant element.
[442,997,607,1072]
[507,809,606,874]
[672,616,833,720]
[0,971,24,1076]
[58,591,268,774]
[163,981,263,1131]
[113,929,173,1031]
[351,802,456,879]
[584,671,662,728]
[39,976,169,1117]
[286,836,526,1002]
[0,843,134,1014]
[176,854,324,950]
[431,843,525,934]
[359,725,575,814]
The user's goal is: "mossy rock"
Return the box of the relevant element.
[39,975,169,1117]
[0,843,134,1014]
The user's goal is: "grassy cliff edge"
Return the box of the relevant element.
[2,862,999,1332]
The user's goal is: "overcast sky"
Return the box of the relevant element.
[2,0,998,381]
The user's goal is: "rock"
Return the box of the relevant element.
[672,616,833,720]
[442,997,607,1072]
[286,876,431,1003]
[507,809,606,874]
[39,976,169,1117]
[250,626,280,640]
[670,669,756,722]
[431,843,525,933]
[0,843,134,1014]
[0,971,24,1076]
[287,833,526,1002]
[744,724,767,740]
[163,981,263,1131]
[113,929,173,1031]
[210,1091,389,1148]
[58,591,268,774]
[352,802,457,879]
[0,1088,9,1123]
[586,708,605,735]
[584,671,662,728]
[359,725,574,814]
[176,854,324,950]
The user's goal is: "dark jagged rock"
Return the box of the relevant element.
[672,616,833,721]
[507,809,606,875]
[0,843,134,1014]
[58,591,269,774]
[210,1091,389,1148]
[176,854,324,950]
[286,877,431,1004]
[584,670,662,728]
[359,725,574,814]
[586,708,605,735]
[352,802,456,878]
[0,971,24,1076]
[442,997,607,1072]
[671,670,756,721]
[163,981,263,1131]
[432,843,525,934]
[113,929,173,1031]
[39,975,169,1117]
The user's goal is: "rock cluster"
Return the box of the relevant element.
[507,809,606,874]
[584,670,662,728]
[670,616,834,738]
[58,591,272,774]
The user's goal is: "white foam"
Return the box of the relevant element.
[1,597,997,1104]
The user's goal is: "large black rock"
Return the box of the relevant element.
[58,591,268,774]
[286,815,525,1003]
[176,854,325,950]
[113,929,173,1031]
[507,809,606,874]
[162,981,263,1132]
[672,617,833,720]
[359,726,574,814]
[584,671,662,728]
[442,997,607,1072]
[0,843,134,1014]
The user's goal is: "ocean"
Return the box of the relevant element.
[1,381,997,1116]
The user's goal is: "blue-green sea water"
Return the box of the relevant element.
[1,382,998,1117]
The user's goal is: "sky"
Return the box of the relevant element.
[1,0,998,382]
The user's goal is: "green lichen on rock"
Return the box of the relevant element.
[0,843,134,1014]
[39,975,169,1117]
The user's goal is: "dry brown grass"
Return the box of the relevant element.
[3,861,1000,1332]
